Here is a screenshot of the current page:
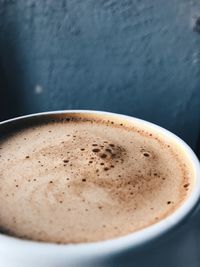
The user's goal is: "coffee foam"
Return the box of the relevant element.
[0,115,193,243]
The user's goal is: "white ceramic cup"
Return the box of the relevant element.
[0,110,200,267]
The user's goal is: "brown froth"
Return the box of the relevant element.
[0,115,194,243]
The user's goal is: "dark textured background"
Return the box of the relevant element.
[0,0,200,151]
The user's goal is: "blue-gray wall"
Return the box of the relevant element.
[0,0,200,151]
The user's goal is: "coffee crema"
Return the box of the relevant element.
[0,114,194,243]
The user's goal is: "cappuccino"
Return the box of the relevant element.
[0,113,194,243]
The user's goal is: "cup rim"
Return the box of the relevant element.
[0,109,200,257]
